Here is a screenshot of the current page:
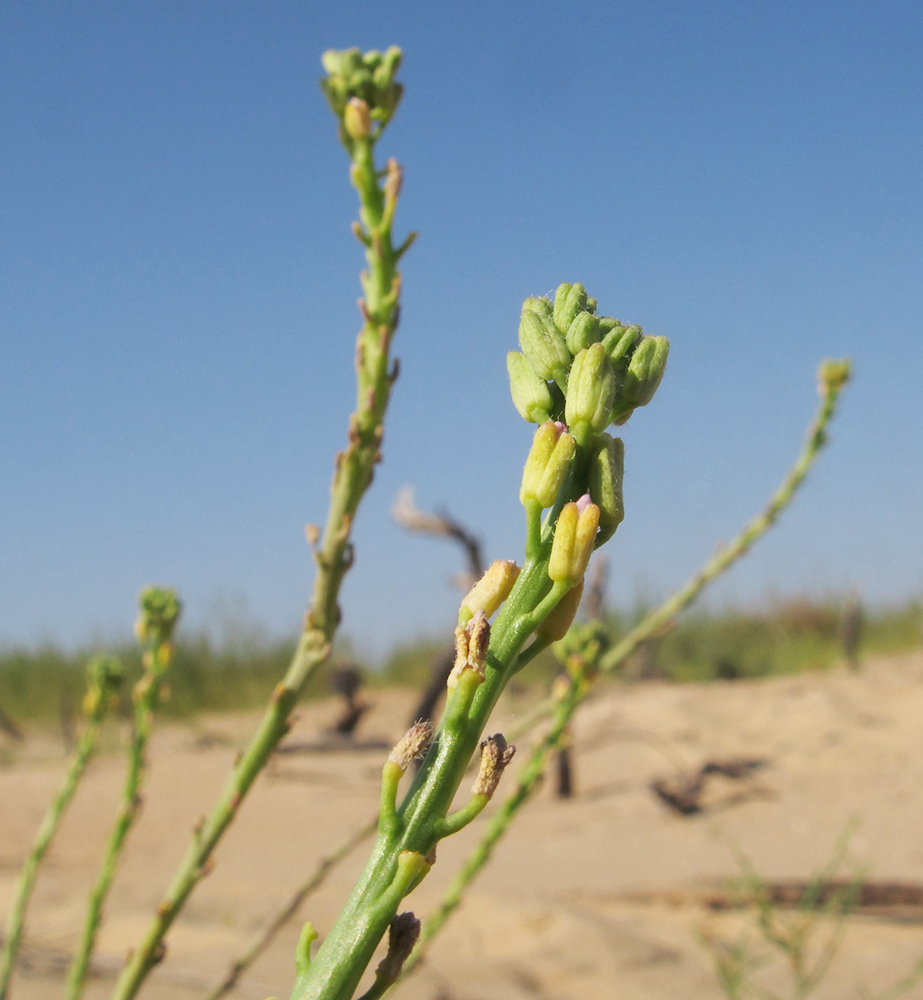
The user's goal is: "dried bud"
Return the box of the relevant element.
[565,343,617,443]
[472,734,516,799]
[376,911,421,983]
[459,560,521,623]
[448,610,490,690]
[388,720,433,772]
[507,351,554,424]
[589,433,625,546]
[549,496,600,585]
[518,306,571,383]
[552,282,587,335]
[520,421,576,510]
[343,97,371,139]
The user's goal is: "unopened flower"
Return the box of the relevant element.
[459,560,520,623]
[549,495,600,585]
[520,421,576,510]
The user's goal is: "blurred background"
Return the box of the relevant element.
[1,0,920,671]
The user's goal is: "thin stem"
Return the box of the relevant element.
[0,718,103,1000]
[109,125,409,1000]
[67,645,168,1000]
[400,364,849,980]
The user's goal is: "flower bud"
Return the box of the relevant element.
[538,581,584,642]
[589,433,625,546]
[565,344,617,443]
[601,323,641,367]
[459,560,521,623]
[564,311,601,355]
[621,335,669,407]
[471,734,515,799]
[549,496,600,585]
[552,282,587,335]
[507,351,554,424]
[448,610,490,690]
[388,720,433,772]
[343,97,372,139]
[522,295,553,321]
[520,421,576,510]
[518,307,571,383]
[136,586,182,646]
[818,358,851,394]
[585,296,598,314]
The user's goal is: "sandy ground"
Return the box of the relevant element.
[2,651,923,1000]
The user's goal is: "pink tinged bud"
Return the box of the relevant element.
[447,610,490,690]
[471,734,516,799]
[388,720,433,772]
[549,500,601,584]
[519,421,577,510]
[460,560,521,621]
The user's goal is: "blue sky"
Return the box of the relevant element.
[1,1,920,658]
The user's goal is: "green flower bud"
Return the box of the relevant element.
[553,282,588,336]
[135,586,182,646]
[522,295,553,321]
[565,343,617,444]
[585,297,598,315]
[601,323,641,367]
[549,495,600,586]
[564,311,601,355]
[621,335,669,407]
[589,433,625,546]
[507,351,554,424]
[518,307,571,383]
[520,421,576,510]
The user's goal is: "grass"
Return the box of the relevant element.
[1,597,919,724]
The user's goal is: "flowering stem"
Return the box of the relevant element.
[398,362,850,980]
[66,641,170,1000]
[109,69,411,1000]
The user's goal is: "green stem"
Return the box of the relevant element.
[67,647,168,1000]
[0,717,104,1000]
[287,550,570,999]
[400,363,850,979]
[109,125,409,1000]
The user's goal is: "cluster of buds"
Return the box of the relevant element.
[82,655,124,720]
[134,586,181,650]
[320,47,403,144]
[508,282,669,435]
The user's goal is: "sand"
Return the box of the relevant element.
[2,651,923,1000]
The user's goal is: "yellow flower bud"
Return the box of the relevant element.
[459,559,520,623]
[520,421,576,510]
[549,496,600,585]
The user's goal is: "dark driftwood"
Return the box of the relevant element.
[650,758,767,816]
